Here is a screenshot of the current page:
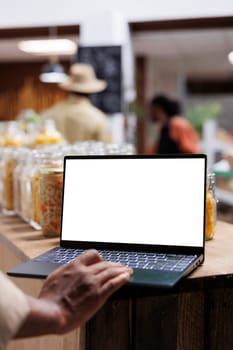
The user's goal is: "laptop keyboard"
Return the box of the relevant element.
[34,247,197,272]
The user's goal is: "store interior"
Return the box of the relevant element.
[1,3,233,350]
[0,3,233,224]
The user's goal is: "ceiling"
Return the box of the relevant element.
[132,28,233,77]
[1,28,233,78]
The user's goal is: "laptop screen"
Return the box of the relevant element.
[61,156,206,248]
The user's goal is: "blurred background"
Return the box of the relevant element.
[0,0,233,222]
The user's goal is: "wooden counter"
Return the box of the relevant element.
[0,213,233,350]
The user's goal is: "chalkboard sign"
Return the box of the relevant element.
[75,46,122,114]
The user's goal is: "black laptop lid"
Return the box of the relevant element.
[60,155,206,255]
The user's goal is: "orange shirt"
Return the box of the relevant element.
[169,117,200,153]
[146,117,200,154]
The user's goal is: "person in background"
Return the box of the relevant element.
[42,63,112,143]
[148,94,200,154]
[0,249,132,348]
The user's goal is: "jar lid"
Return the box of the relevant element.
[39,167,63,175]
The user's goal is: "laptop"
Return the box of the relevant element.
[8,154,206,288]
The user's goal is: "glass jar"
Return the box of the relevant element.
[119,143,136,155]
[31,119,64,147]
[29,152,41,230]
[0,122,7,146]
[39,166,64,237]
[30,149,63,235]
[205,172,217,240]
[2,147,17,215]
[4,121,25,147]
[20,152,34,222]
[104,142,136,155]
[25,121,41,148]
[30,151,63,232]
[13,148,31,216]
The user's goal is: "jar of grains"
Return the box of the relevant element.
[39,165,64,237]
[34,151,63,237]
[2,147,17,215]
[30,151,63,230]
[29,152,41,230]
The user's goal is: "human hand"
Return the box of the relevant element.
[38,249,132,334]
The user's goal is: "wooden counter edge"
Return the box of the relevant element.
[0,213,233,282]
[0,214,58,262]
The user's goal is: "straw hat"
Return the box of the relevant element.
[59,63,107,94]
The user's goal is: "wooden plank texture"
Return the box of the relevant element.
[204,287,233,350]
[134,295,177,350]
[177,292,204,350]
[86,300,131,350]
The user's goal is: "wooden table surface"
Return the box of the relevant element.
[1,213,233,350]
[0,213,232,281]
[0,213,59,262]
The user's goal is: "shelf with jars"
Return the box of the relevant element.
[0,140,136,238]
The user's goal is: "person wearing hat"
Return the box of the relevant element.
[42,63,112,143]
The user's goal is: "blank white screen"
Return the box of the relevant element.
[61,158,205,247]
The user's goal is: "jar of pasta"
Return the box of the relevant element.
[205,172,217,240]
[39,166,64,237]
[29,153,42,230]
[30,151,63,231]
[2,147,17,215]
[13,148,31,216]
[20,152,34,222]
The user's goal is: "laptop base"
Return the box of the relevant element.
[7,259,200,289]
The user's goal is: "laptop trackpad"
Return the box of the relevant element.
[129,268,182,288]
